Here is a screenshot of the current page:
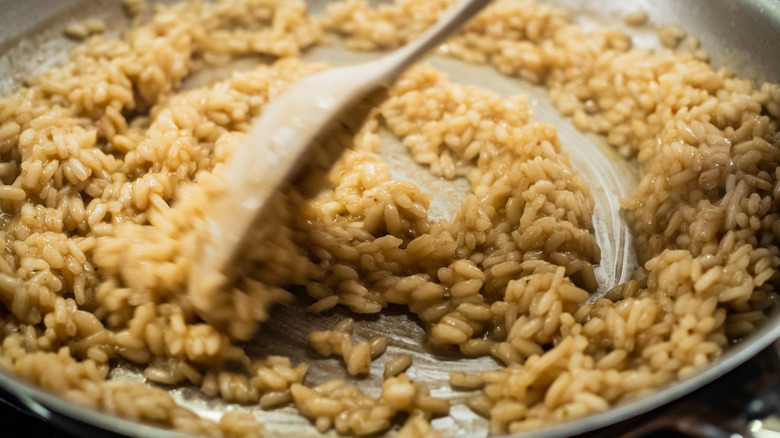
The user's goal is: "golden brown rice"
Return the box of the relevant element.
[0,0,777,436]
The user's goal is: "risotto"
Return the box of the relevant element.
[0,0,777,436]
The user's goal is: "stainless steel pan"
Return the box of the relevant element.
[0,0,778,437]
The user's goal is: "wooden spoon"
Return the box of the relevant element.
[189,0,492,301]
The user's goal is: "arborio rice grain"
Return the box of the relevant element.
[0,0,778,436]
[309,318,388,376]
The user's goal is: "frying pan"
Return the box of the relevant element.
[0,0,778,437]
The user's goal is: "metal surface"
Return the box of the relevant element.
[0,0,778,437]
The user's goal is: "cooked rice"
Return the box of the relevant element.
[0,0,778,436]
[65,19,107,40]
[309,319,387,376]
[398,415,443,438]
[449,370,483,389]
[383,354,412,378]
[657,24,687,48]
[291,374,449,435]
[623,11,648,27]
